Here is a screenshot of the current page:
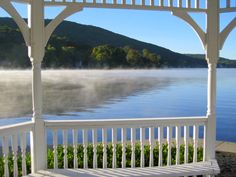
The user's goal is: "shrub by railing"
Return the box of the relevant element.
[47,143,204,169]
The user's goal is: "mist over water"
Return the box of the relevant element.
[0,69,236,142]
[0,70,171,119]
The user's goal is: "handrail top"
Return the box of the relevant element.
[45,116,207,128]
[0,121,34,136]
[0,121,34,130]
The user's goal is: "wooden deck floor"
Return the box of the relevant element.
[26,160,220,177]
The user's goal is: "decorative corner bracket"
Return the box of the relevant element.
[219,17,236,50]
[172,10,206,50]
[1,0,30,46]
[44,5,83,46]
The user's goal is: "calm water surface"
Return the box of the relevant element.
[0,69,235,142]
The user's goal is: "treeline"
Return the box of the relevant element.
[0,21,236,69]
[0,25,161,69]
[44,35,161,68]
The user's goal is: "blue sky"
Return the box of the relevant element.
[0,2,236,59]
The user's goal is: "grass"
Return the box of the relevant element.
[0,143,203,177]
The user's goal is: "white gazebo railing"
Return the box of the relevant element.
[0,116,220,176]
[1,0,236,176]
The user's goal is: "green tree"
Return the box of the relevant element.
[126,49,142,66]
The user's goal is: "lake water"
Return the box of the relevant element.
[0,69,235,142]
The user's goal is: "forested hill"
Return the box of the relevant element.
[0,17,235,68]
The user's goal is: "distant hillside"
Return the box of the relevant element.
[0,17,235,68]
[186,54,236,68]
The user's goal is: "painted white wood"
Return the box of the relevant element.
[175,125,181,165]
[52,129,58,169]
[178,0,182,7]
[195,0,200,9]
[168,0,173,7]
[92,129,97,168]
[219,18,236,50]
[149,127,154,167]
[39,0,208,12]
[167,126,172,166]
[140,127,145,168]
[112,128,117,168]
[20,132,27,176]
[203,124,207,162]
[184,126,189,164]
[131,127,136,168]
[83,129,88,168]
[102,128,107,168]
[27,160,220,177]
[0,0,30,45]
[121,127,126,168]
[28,0,46,173]
[158,126,163,166]
[12,134,18,177]
[0,1,225,176]
[45,116,207,129]
[193,125,199,163]
[227,0,231,8]
[62,129,68,169]
[0,121,33,136]
[159,0,163,7]
[72,129,78,168]
[3,136,9,177]
[45,6,83,46]
[172,11,206,49]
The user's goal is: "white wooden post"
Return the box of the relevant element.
[28,0,46,173]
[205,0,219,161]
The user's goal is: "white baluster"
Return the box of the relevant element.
[226,0,231,8]
[62,129,68,168]
[187,0,191,8]
[52,130,58,169]
[193,125,199,163]
[178,0,182,7]
[83,129,88,168]
[150,0,154,6]
[112,128,117,168]
[159,0,163,6]
[149,127,154,167]
[20,132,27,176]
[168,0,173,7]
[158,126,163,166]
[12,134,18,177]
[195,0,199,8]
[121,128,126,168]
[3,136,9,177]
[72,129,78,168]
[175,125,181,165]
[142,0,145,6]
[184,125,189,164]
[203,124,207,162]
[102,128,107,168]
[92,129,97,168]
[140,127,145,168]
[167,126,172,166]
[132,0,135,5]
[131,127,136,168]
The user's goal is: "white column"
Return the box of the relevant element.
[28,0,46,173]
[205,0,219,161]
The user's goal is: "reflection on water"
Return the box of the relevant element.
[0,70,172,118]
[0,69,236,142]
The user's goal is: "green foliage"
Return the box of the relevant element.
[4,17,236,69]
[0,143,203,176]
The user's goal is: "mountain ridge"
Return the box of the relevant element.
[0,17,235,68]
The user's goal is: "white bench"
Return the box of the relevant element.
[27,160,220,177]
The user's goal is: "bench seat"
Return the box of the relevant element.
[26,160,220,177]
